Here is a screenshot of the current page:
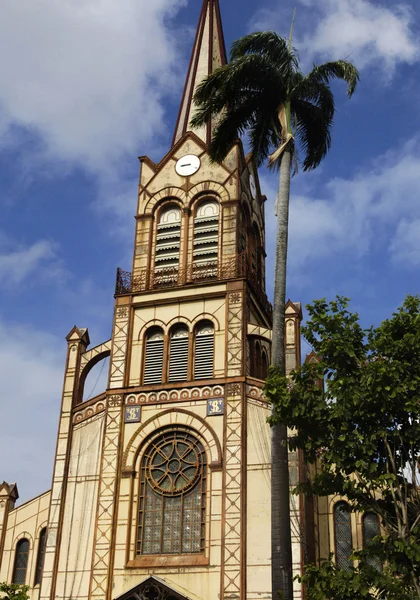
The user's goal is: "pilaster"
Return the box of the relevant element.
[221,382,246,600]
[0,482,18,572]
[284,301,304,599]
[40,327,90,600]
[90,395,123,600]
[109,303,131,389]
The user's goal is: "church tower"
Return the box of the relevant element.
[0,2,307,600]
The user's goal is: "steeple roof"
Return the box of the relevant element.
[172,0,227,147]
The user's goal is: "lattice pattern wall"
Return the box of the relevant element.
[90,396,123,600]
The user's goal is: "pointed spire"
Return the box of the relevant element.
[172,0,227,147]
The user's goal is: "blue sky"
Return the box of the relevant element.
[1,0,419,502]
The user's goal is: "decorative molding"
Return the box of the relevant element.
[109,395,123,407]
[246,385,268,403]
[109,307,130,389]
[79,340,112,376]
[226,382,241,396]
[247,324,272,341]
[122,408,223,473]
[227,292,243,377]
[73,399,106,425]
[125,385,224,406]
[90,400,122,600]
[223,383,243,598]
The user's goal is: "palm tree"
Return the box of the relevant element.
[191,30,359,600]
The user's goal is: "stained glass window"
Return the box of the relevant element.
[12,539,29,584]
[334,502,353,570]
[137,429,206,556]
[34,528,47,586]
[363,512,382,571]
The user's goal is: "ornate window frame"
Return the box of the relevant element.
[123,410,222,569]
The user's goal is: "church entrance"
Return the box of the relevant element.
[116,577,191,600]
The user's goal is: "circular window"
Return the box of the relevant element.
[145,432,204,496]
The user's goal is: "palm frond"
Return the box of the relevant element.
[293,98,333,171]
[249,107,282,168]
[192,54,283,128]
[208,95,263,163]
[230,31,299,76]
[306,60,360,97]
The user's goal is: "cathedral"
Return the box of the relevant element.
[0,1,375,599]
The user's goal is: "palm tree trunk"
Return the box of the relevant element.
[271,147,294,600]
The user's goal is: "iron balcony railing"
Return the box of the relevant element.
[115,253,273,320]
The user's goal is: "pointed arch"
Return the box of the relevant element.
[334,502,353,570]
[12,538,30,584]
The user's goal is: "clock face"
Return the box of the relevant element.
[175,154,201,177]
[249,174,257,199]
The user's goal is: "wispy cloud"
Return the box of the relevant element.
[0,321,65,501]
[250,0,418,75]
[0,0,188,173]
[261,137,420,289]
[0,236,66,287]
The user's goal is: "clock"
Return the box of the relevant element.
[175,154,201,177]
[249,173,257,199]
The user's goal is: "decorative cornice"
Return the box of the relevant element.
[126,384,224,407]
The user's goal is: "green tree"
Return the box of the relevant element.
[265,295,420,599]
[192,30,359,600]
[0,583,29,600]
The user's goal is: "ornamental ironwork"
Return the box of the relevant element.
[115,253,273,320]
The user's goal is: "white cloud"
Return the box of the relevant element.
[301,0,418,73]
[0,0,188,172]
[0,321,65,501]
[251,0,418,74]
[0,237,65,287]
[390,219,420,266]
[261,137,420,278]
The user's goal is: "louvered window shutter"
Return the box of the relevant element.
[144,330,164,384]
[334,503,352,571]
[169,327,189,382]
[194,201,219,269]
[194,323,214,380]
[155,207,181,282]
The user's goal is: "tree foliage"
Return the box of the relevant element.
[191,31,359,170]
[265,295,420,599]
[0,583,29,600]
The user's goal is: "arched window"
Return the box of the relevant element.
[155,206,181,281]
[363,512,382,571]
[12,539,30,584]
[251,223,261,283]
[168,325,189,383]
[34,528,47,586]
[137,428,207,555]
[255,342,262,379]
[261,349,269,380]
[193,201,220,271]
[334,502,353,570]
[143,328,164,385]
[194,322,215,380]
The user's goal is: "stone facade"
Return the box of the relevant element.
[0,1,366,599]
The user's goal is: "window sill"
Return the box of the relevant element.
[127,554,209,568]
